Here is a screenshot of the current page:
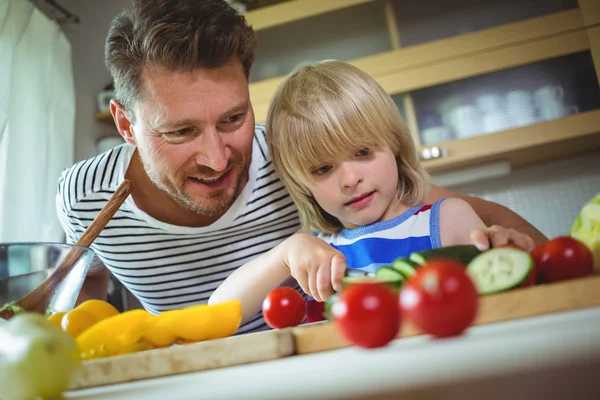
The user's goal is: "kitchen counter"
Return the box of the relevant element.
[66,305,600,400]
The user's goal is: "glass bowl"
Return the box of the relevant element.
[0,242,95,315]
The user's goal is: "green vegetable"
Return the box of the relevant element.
[374,267,404,288]
[466,247,533,294]
[410,245,481,266]
[324,293,339,321]
[0,313,82,400]
[391,257,419,278]
[571,192,600,270]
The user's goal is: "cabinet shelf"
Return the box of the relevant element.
[244,0,377,31]
[419,109,600,173]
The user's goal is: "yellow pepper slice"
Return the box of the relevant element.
[76,309,152,359]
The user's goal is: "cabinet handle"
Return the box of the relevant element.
[419,146,448,161]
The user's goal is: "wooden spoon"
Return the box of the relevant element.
[0,179,134,320]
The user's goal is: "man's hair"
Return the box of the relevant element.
[266,60,430,234]
[105,0,257,116]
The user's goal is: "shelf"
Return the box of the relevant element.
[250,9,589,120]
[419,109,600,173]
[244,0,377,31]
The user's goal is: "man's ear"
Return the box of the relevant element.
[110,99,136,145]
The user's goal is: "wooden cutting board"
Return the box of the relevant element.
[73,274,600,390]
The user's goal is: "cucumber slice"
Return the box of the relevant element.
[410,245,481,266]
[391,258,419,278]
[375,267,405,284]
[324,293,339,321]
[342,275,374,285]
[466,247,533,294]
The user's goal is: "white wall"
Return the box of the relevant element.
[59,0,127,162]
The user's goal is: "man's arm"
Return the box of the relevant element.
[426,184,548,247]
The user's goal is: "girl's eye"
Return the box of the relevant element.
[313,165,332,175]
[356,148,370,156]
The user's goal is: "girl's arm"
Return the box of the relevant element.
[209,240,292,324]
[439,198,487,248]
[209,233,346,324]
[427,184,546,247]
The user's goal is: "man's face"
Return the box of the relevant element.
[130,60,255,216]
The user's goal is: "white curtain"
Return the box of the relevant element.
[0,0,75,242]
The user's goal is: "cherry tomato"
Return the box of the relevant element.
[262,287,306,329]
[306,299,327,323]
[399,259,478,338]
[534,236,594,283]
[332,282,401,349]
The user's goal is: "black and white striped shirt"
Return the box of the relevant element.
[55,125,301,333]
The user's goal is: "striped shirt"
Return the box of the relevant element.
[316,199,445,274]
[55,124,301,334]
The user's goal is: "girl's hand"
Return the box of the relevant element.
[470,225,536,252]
[283,233,347,302]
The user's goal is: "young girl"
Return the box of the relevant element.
[211,60,503,324]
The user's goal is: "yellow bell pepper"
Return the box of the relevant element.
[76,300,242,359]
[76,309,152,359]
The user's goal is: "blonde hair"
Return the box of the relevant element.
[266,60,429,234]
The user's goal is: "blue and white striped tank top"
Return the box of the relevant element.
[316,198,445,274]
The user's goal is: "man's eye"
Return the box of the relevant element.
[166,127,192,136]
[356,148,370,156]
[224,114,243,124]
[313,165,332,175]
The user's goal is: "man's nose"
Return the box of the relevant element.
[194,130,231,172]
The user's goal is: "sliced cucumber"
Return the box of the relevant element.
[341,275,374,285]
[324,293,339,321]
[466,247,533,294]
[391,258,419,278]
[375,267,405,284]
[410,245,481,266]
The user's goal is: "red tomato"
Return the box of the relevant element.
[332,282,401,349]
[262,287,306,329]
[399,259,478,338]
[306,299,326,323]
[534,236,594,283]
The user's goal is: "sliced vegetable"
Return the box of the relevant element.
[324,293,339,321]
[391,257,419,278]
[375,267,404,285]
[410,245,481,266]
[466,247,533,294]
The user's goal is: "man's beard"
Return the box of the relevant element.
[140,153,250,217]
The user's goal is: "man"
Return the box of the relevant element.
[56,0,546,333]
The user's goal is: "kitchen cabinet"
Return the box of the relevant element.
[95,0,600,173]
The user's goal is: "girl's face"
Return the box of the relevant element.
[306,146,403,230]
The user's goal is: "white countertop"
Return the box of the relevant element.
[66,306,600,400]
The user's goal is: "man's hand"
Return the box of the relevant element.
[283,233,347,302]
[470,225,536,252]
